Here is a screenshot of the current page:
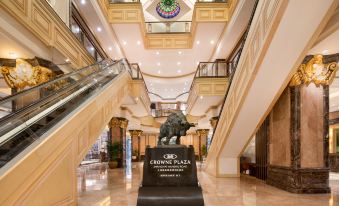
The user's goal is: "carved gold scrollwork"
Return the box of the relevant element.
[129,130,143,137]
[196,129,209,137]
[290,55,338,87]
[0,59,54,90]
[109,117,129,129]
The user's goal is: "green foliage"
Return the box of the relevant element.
[107,141,121,161]
[201,144,207,156]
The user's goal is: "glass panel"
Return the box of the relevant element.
[146,21,191,33]
[0,59,130,168]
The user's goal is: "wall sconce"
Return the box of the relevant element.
[290,54,338,87]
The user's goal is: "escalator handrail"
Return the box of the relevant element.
[0,59,117,105]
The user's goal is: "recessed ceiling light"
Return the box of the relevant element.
[196,41,200,45]
[108,47,112,51]
[156,51,160,55]
[157,62,161,66]
[178,51,182,55]
[158,70,161,74]
[210,40,215,44]
[184,82,187,85]
[137,41,141,45]
[150,83,153,86]
[97,27,102,32]
[65,59,70,62]
[90,47,94,51]
[177,70,181,73]
[81,0,86,5]
[138,62,142,66]
[123,41,127,45]
[196,62,199,65]
[322,50,329,55]
[200,96,203,99]
[177,62,181,65]
[8,52,17,58]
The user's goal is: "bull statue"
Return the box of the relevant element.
[157,111,195,145]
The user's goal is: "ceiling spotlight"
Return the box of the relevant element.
[138,62,142,66]
[196,62,199,65]
[123,41,127,45]
[200,96,203,99]
[210,40,215,44]
[108,47,112,51]
[150,83,153,86]
[177,62,181,65]
[8,52,17,58]
[156,51,160,55]
[65,59,70,62]
[157,62,161,66]
[81,0,86,5]
[90,47,94,51]
[178,51,182,55]
[97,27,102,32]
[158,70,161,74]
[322,50,329,55]
[177,70,182,73]
[184,82,187,85]
[137,41,141,45]
[196,41,200,45]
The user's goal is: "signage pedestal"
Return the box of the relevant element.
[137,145,204,206]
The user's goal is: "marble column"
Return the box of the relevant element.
[108,117,128,168]
[129,130,143,161]
[266,84,330,193]
[196,129,209,161]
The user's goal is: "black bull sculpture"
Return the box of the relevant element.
[157,112,195,145]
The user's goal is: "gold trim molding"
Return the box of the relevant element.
[109,117,129,129]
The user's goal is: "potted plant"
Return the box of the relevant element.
[132,149,138,161]
[201,144,207,159]
[107,141,121,169]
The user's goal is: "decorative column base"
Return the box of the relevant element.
[267,166,330,194]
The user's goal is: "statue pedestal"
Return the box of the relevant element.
[137,145,204,206]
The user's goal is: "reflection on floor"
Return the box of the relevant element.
[78,163,339,206]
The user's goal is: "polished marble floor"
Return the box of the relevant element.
[77,162,339,206]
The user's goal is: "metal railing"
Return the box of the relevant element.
[151,102,187,118]
[108,0,140,3]
[129,63,144,80]
[197,0,227,2]
[145,21,192,34]
[195,61,228,78]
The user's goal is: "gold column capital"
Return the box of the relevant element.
[196,129,209,137]
[129,130,143,137]
[290,54,338,87]
[109,117,129,129]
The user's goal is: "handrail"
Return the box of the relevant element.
[210,0,260,143]
[148,92,189,101]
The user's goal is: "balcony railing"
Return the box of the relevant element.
[151,102,187,117]
[145,21,192,34]
[195,61,228,78]
[108,0,140,3]
[129,63,144,80]
[197,0,227,2]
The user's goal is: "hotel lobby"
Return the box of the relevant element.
[0,0,339,205]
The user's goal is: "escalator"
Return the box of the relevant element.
[0,59,130,168]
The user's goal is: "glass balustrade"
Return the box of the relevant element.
[195,61,228,78]
[145,21,192,34]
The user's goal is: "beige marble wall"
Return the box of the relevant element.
[300,84,324,168]
[269,88,291,167]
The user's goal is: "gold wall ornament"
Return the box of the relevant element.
[0,59,54,90]
[196,129,209,137]
[290,55,338,87]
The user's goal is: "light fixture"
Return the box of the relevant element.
[210,40,215,44]
[196,62,199,65]
[108,47,112,51]
[123,41,127,45]
[157,62,161,66]
[156,51,160,55]
[178,51,182,55]
[177,62,181,65]
[150,83,153,86]
[138,62,142,66]
[135,97,139,101]
[196,41,200,45]
[158,70,161,74]
[8,52,17,58]
[184,81,187,85]
[137,41,141,45]
[322,50,329,55]
[81,0,86,5]
[96,27,102,32]
[90,47,94,51]
[65,59,70,62]
[200,96,203,99]
[177,70,181,73]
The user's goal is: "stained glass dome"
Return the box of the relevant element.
[156,0,180,19]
